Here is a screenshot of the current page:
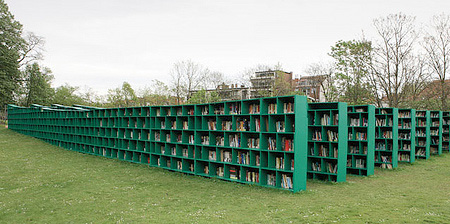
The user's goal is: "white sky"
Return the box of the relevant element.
[7,0,450,95]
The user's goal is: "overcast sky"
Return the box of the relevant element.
[7,0,450,95]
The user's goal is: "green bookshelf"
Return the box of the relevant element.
[415,110,430,159]
[442,111,449,153]
[7,95,309,192]
[307,102,348,182]
[430,110,443,155]
[375,108,398,169]
[397,109,416,163]
[346,105,375,176]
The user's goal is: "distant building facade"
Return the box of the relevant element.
[250,70,293,98]
[189,83,250,102]
[215,83,251,101]
[190,70,330,102]
[293,75,327,102]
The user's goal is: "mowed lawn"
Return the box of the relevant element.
[1,126,450,223]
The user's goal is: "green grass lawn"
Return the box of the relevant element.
[1,126,450,223]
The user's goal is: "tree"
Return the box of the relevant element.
[137,80,176,106]
[423,13,450,110]
[304,62,339,102]
[121,82,137,107]
[199,70,224,90]
[329,40,374,105]
[106,87,123,107]
[187,89,221,104]
[53,84,85,106]
[23,63,54,106]
[370,13,425,107]
[273,71,293,97]
[18,32,45,67]
[0,0,25,108]
[80,86,103,107]
[106,82,137,107]
[170,60,208,104]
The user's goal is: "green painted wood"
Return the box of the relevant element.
[415,110,430,159]
[442,111,449,153]
[430,111,443,155]
[374,107,398,169]
[7,96,309,192]
[397,109,416,163]
[346,105,375,176]
[307,102,348,182]
[293,95,308,192]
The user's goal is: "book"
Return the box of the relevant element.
[201,135,209,145]
[220,149,232,162]
[208,120,217,130]
[222,120,232,131]
[268,137,276,150]
[214,105,225,115]
[229,166,239,180]
[281,137,293,151]
[268,103,277,114]
[216,166,224,177]
[276,121,285,132]
[209,150,216,161]
[267,173,276,186]
[237,151,250,165]
[229,103,241,114]
[281,174,293,189]
[249,104,260,114]
[275,156,284,169]
[236,118,250,131]
[283,102,294,113]
[246,170,259,183]
[229,134,241,147]
[216,136,225,146]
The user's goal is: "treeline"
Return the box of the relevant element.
[313,13,450,111]
[1,0,449,111]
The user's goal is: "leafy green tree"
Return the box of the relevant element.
[273,72,293,96]
[187,89,221,104]
[106,87,123,107]
[23,63,54,106]
[53,84,85,106]
[121,82,137,107]
[106,82,138,107]
[329,40,374,105]
[137,80,177,106]
[0,0,25,108]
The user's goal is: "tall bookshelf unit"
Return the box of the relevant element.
[8,95,309,192]
[346,105,375,176]
[375,108,398,169]
[415,110,430,159]
[307,102,348,182]
[442,111,449,152]
[397,109,416,163]
[430,110,443,155]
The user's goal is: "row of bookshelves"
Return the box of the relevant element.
[443,112,450,152]
[11,99,296,118]
[8,115,297,133]
[7,98,450,191]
